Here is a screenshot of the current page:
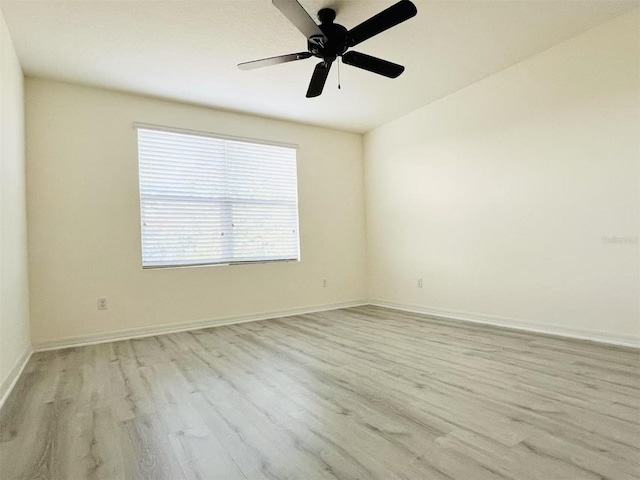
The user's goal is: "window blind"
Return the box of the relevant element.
[137,127,300,268]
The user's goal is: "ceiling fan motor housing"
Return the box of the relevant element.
[308,8,348,62]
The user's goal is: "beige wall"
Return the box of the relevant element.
[22,9,640,348]
[25,79,367,346]
[0,11,30,398]
[365,10,640,343]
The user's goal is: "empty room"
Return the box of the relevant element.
[0,0,638,478]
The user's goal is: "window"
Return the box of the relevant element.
[136,125,300,268]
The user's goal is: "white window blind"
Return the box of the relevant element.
[137,127,300,268]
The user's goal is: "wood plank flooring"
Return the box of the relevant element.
[1,305,639,479]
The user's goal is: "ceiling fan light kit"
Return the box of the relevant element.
[238,0,418,98]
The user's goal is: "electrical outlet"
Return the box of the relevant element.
[98,297,108,310]
[322,278,327,288]
[417,278,423,288]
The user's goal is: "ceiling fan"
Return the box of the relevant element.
[238,0,418,98]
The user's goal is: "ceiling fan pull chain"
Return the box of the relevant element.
[338,59,341,90]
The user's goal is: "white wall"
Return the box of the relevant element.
[21,9,640,348]
[0,10,31,400]
[25,79,367,346]
[365,10,640,344]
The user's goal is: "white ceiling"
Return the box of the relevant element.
[1,0,637,133]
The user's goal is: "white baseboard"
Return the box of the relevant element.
[33,300,369,352]
[369,300,640,349]
[0,345,33,411]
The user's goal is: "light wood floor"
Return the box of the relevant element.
[1,306,639,480]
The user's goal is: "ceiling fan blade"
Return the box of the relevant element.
[342,51,405,78]
[306,61,332,98]
[238,52,312,70]
[346,0,417,48]
[272,0,327,44]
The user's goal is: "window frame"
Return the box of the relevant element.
[135,123,301,269]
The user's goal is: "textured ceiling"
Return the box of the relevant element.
[1,0,638,133]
